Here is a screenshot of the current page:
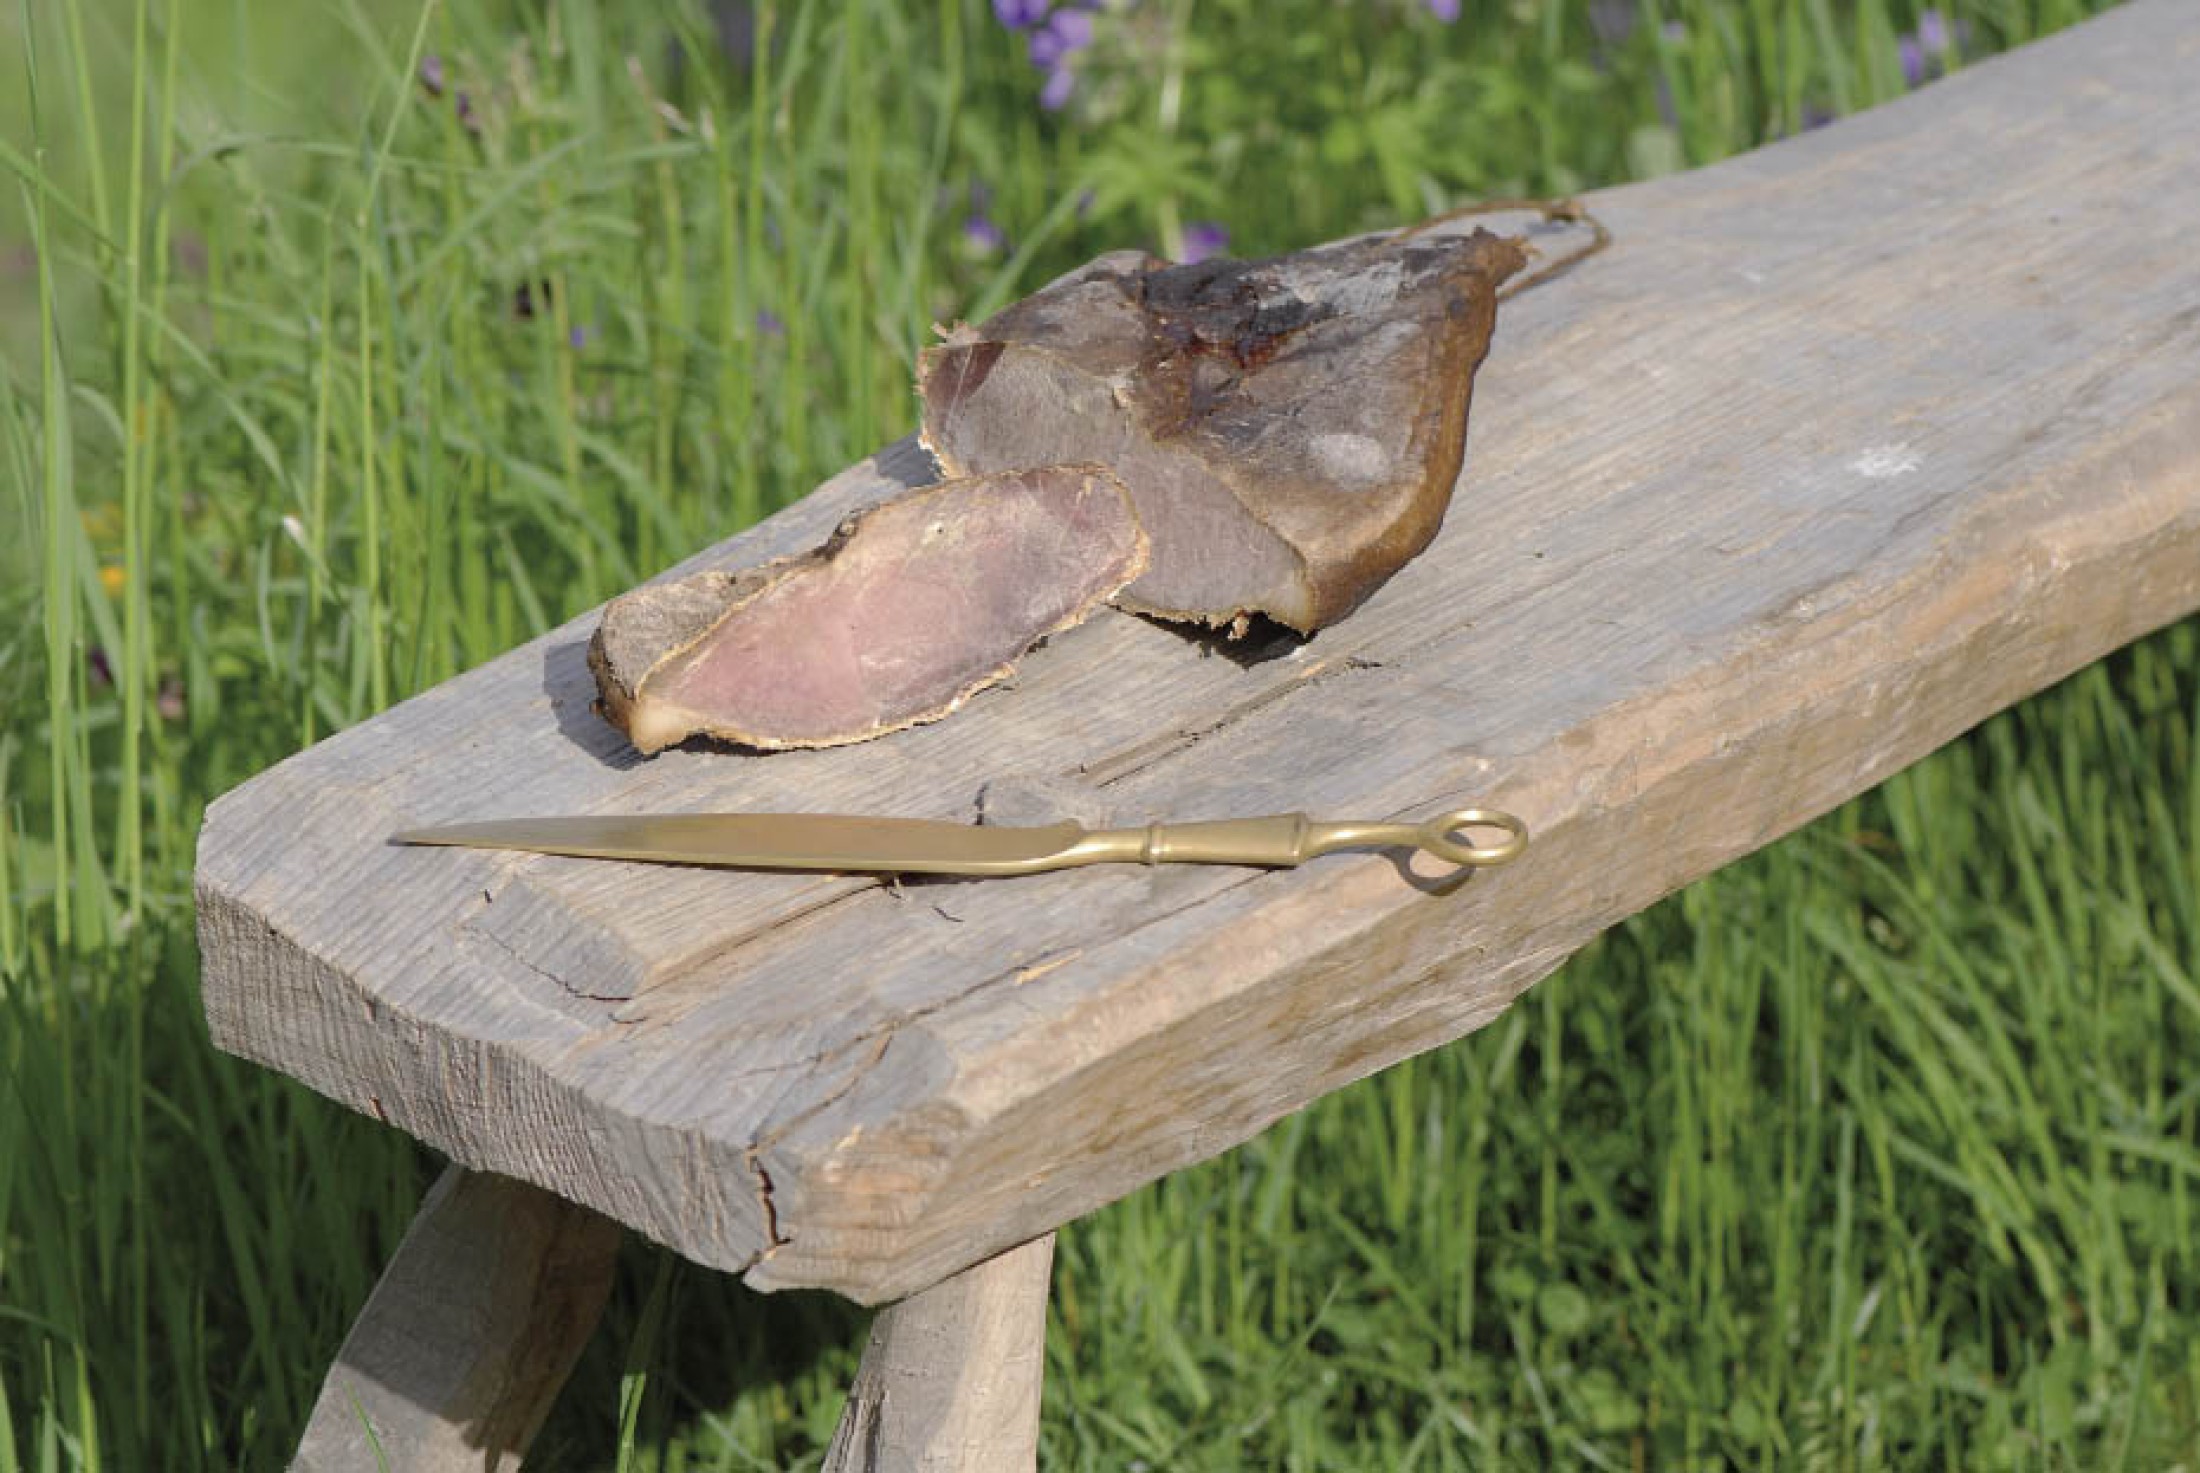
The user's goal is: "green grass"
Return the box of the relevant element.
[5,0,2193,1466]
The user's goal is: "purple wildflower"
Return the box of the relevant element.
[755,308,785,337]
[1049,8,1094,46]
[1898,34,1926,87]
[1916,8,1950,56]
[1898,9,1956,89]
[1426,0,1461,20]
[419,53,446,98]
[1660,19,1687,43]
[1024,5,1094,109]
[1181,222,1230,265]
[1028,9,1093,68]
[568,324,591,350]
[962,215,1007,256]
[454,90,480,134]
[993,0,1051,28]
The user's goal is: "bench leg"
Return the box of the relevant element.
[293,1165,622,1472]
[822,1232,1057,1473]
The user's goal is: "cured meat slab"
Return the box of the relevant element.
[921,228,1528,632]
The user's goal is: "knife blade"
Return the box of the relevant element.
[391,812,1091,876]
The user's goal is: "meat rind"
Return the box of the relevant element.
[589,466,1147,753]
[920,228,1528,632]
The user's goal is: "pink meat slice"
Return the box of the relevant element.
[590,465,1146,753]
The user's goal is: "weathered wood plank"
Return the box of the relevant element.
[821,1234,1056,1473]
[199,0,2200,1304]
[292,1167,621,1472]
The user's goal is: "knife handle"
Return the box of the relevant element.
[1059,807,1526,871]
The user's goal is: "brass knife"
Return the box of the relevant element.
[390,806,1526,877]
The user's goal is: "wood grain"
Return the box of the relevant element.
[821,1234,1055,1473]
[292,1167,621,1472]
[199,0,2200,1305]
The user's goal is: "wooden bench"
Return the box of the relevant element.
[195,3,2200,1465]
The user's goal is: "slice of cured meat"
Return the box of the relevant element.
[919,228,1528,632]
[590,465,1146,753]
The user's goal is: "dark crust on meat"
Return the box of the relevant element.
[589,566,774,742]
[919,228,1528,632]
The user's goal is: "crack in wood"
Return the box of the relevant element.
[745,1151,788,1255]
[464,917,634,1011]
[745,1035,898,1167]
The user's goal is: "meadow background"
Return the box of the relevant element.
[4,0,2194,1466]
